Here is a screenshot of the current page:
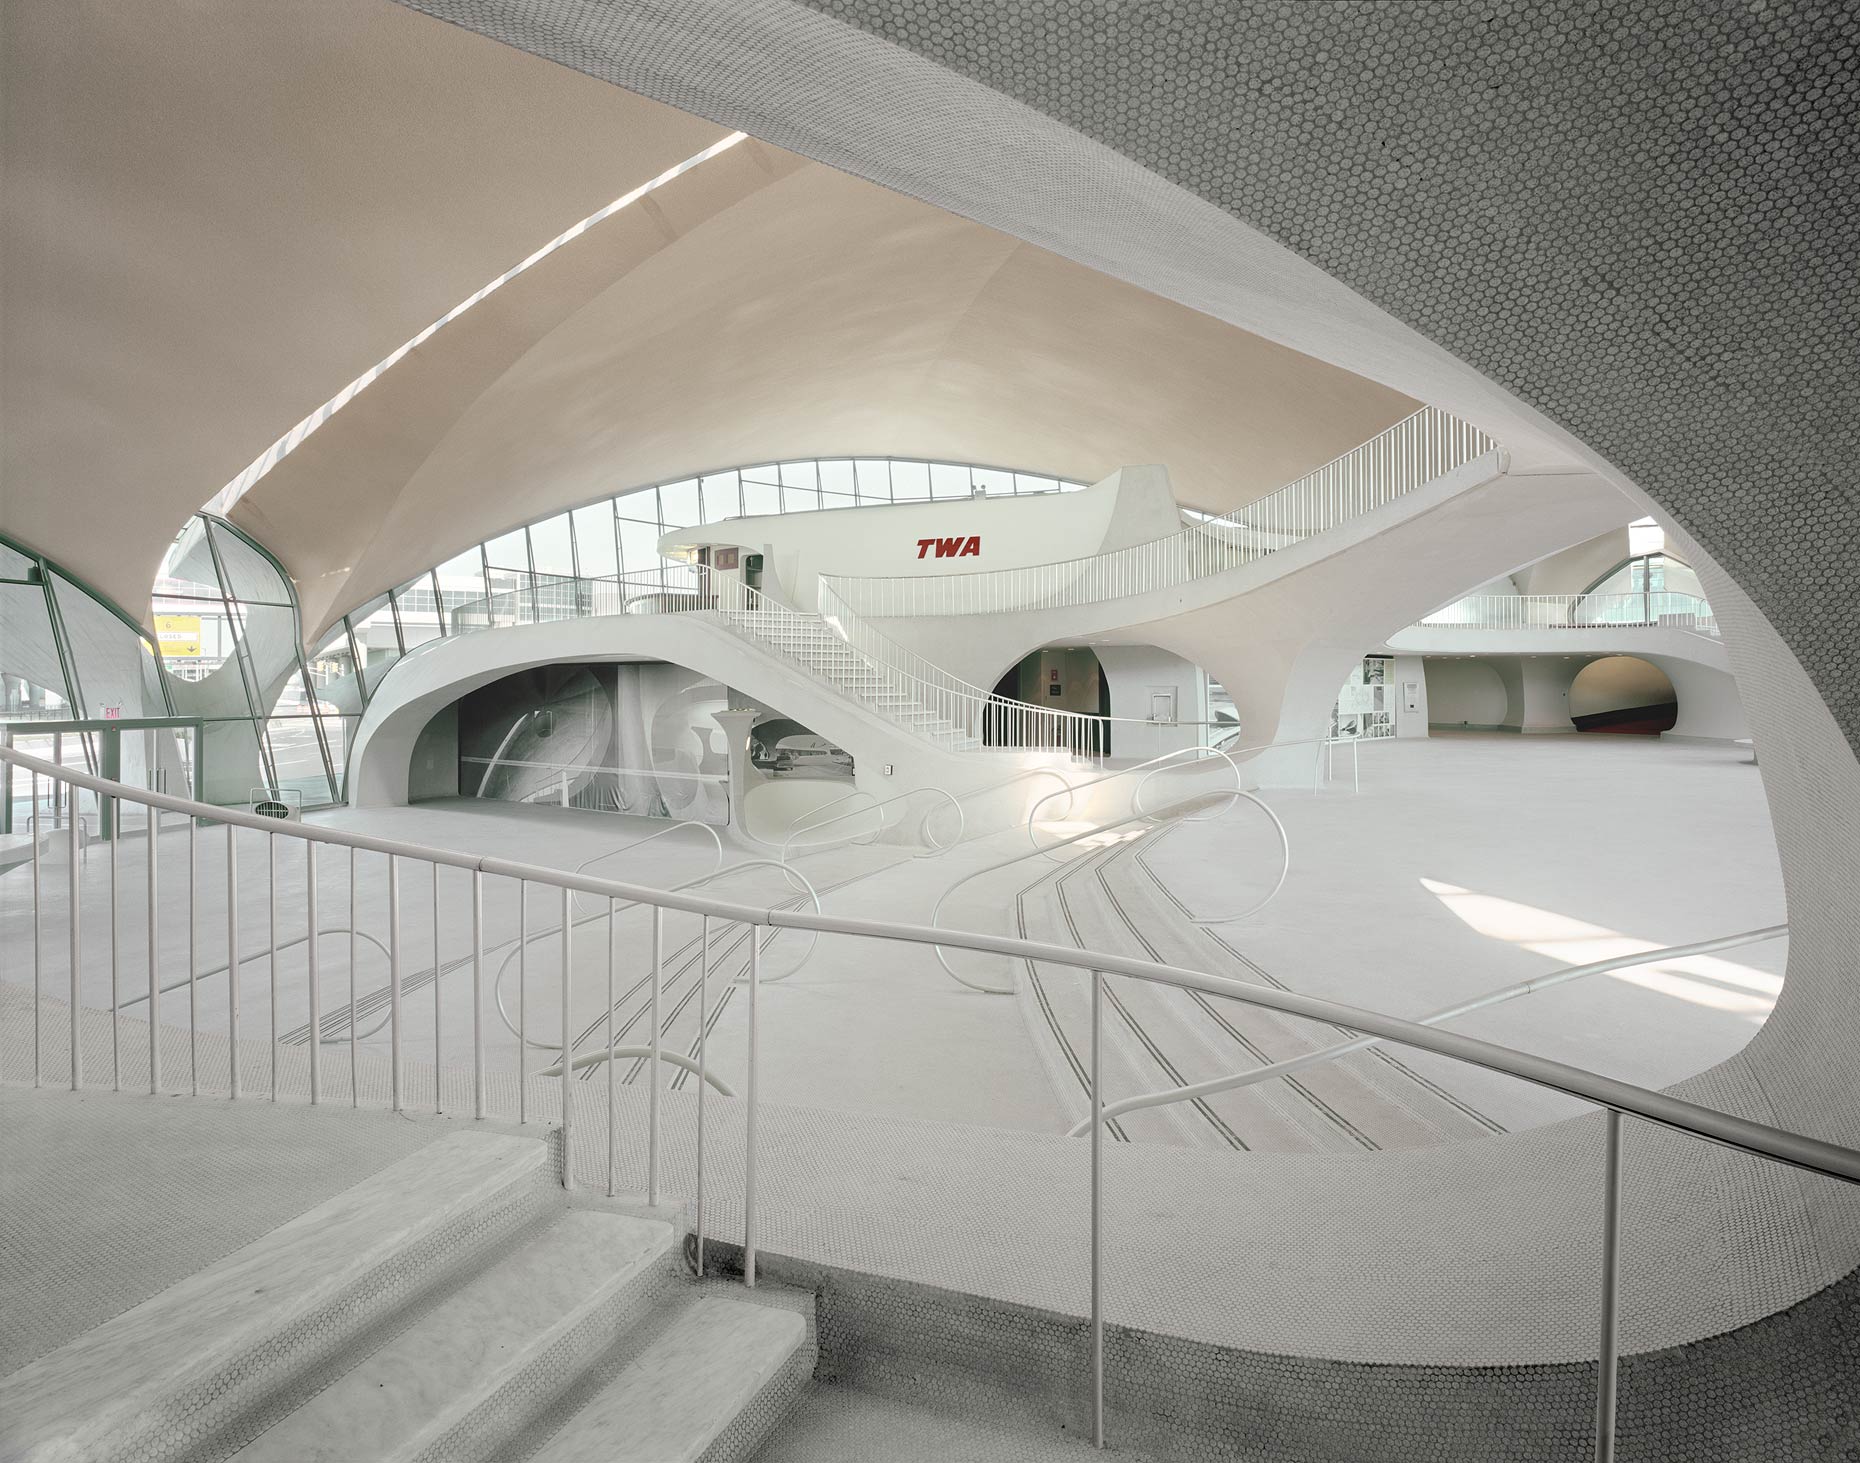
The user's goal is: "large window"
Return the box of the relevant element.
[308,454,1088,747]
[155,516,339,806]
[134,457,1085,809]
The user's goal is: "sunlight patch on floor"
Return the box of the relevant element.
[1419,877,1781,1020]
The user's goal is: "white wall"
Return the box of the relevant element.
[1510,527,1631,595]
[660,465,1182,611]
[1390,654,1428,737]
[1093,642,1209,756]
[407,702,458,800]
[1568,655,1675,719]
[1422,659,1508,729]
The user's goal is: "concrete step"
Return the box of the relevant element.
[229,1210,674,1463]
[0,1130,554,1463]
[531,1296,809,1463]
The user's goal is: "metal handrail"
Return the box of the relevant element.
[7,745,1852,1175]
[820,407,1499,619]
[461,755,726,785]
[569,820,726,917]
[780,785,965,863]
[1025,744,1240,836]
[9,744,1857,1463]
[722,574,1156,760]
[933,787,1272,994]
[492,855,822,1050]
[1066,924,1791,1136]
[1416,590,1718,634]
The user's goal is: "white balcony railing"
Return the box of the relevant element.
[400,408,1506,761]
[820,406,1500,620]
[1418,591,1718,635]
[5,746,1856,1458]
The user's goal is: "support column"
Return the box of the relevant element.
[711,708,763,835]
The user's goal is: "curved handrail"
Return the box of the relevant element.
[1140,791,1292,925]
[1128,745,1244,823]
[538,1046,736,1094]
[114,924,397,1044]
[10,746,1857,1189]
[1026,744,1236,836]
[569,820,725,917]
[493,855,824,1050]
[1416,590,1718,634]
[1065,924,1791,1136]
[820,407,1500,620]
[781,786,965,863]
[933,787,1270,994]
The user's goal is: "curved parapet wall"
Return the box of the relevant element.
[368,5,1860,1413]
[1389,623,1747,741]
[343,612,1018,812]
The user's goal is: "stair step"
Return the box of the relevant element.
[531,1298,807,1463]
[0,1131,553,1463]
[230,1210,674,1463]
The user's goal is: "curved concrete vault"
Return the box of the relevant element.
[228,147,1416,639]
[382,0,1860,1379]
[0,0,735,619]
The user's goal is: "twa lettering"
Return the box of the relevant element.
[915,536,981,559]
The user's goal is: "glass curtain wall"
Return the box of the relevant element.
[155,516,339,807]
[74,457,1084,812]
[1,531,181,827]
[304,454,1087,782]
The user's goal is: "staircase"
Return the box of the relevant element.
[0,1131,814,1463]
[715,601,984,752]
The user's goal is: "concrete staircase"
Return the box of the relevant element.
[0,1131,813,1463]
[715,606,984,752]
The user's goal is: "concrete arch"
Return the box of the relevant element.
[390,0,1860,1378]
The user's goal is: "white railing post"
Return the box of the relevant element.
[606,898,617,1199]
[471,871,485,1121]
[31,770,42,1087]
[433,866,443,1113]
[517,881,527,1124]
[649,905,662,1206]
[188,814,198,1096]
[348,847,358,1106]
[560,884,573,1191]
[307,843,320,1105]
[226,823,239,1099]
[267,833,277,1101]
[1090,968,1105,1450]
[67,784,82,1092]
[146,788,160,1096]
[1596,1109,1624,1462]
[388,853,402,1113]
[745,922,760,1289]
[110,796,120,1092]
[695,913,709,1275]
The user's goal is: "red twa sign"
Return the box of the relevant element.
[916,536,981,559]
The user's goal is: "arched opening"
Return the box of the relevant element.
[986,643,1217,757]
[416,660,739,822]
[1569,655,1678,734]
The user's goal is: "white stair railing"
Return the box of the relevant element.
[820,406,1501,619]
[1417,590,1719,635]
[716,574,1184,760]
[4,745,1858,1461]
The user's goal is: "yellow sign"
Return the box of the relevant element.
[155,614,201,658]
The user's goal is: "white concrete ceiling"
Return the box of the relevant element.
[229,146,1416,636]
[1,0,726,615]
[3,0,1414,632]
